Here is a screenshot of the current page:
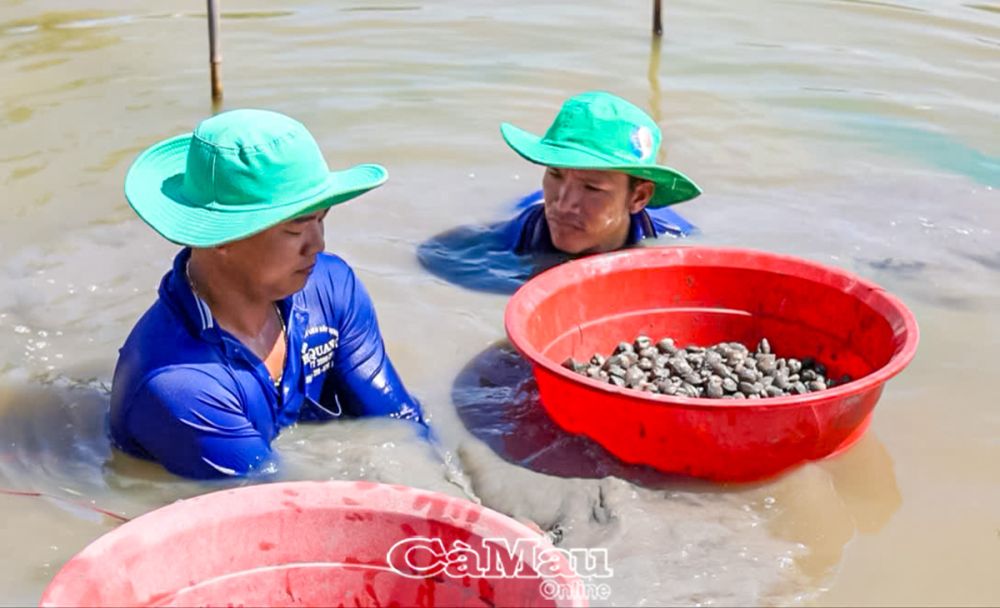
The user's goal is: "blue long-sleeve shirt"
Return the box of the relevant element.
[109,248,423,479]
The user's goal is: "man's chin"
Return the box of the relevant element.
[277,275,310,298]
[550,231,590,256]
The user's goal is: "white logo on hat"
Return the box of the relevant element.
[629,126,654,161]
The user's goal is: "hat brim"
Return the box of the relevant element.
[500,123,701,208]
[124,134,388,247]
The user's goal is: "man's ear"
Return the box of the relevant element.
[627,180,655,214]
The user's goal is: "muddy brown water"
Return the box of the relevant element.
[1,0,998,605]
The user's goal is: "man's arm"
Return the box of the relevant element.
[322,267,425,424]
[125,367,274,478]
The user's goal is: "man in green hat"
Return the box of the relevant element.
[109,109,425,479]
[418,91,702,292]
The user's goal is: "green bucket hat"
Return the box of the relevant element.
[124,109,387,247]
[500,91,701,208]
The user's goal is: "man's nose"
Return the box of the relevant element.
[552,181,581,213]
[303,221,325,256]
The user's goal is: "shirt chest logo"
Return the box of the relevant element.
[302,325,339,383]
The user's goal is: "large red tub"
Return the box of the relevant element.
[41,481,587,607]
[504,246,918,482]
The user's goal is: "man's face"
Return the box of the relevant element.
[541,167,653,255]
[219,209,328,300]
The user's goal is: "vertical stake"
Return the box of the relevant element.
[207,0,223,106]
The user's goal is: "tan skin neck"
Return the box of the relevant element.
[188,250,287,384]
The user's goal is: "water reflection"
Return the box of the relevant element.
[647,34,663,126]
[764,433,903,578]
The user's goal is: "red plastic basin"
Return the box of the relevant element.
[504,246,918,482]
[41,481,586,607]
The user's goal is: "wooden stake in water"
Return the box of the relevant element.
[653,0,663,36]
[207,0,223,103]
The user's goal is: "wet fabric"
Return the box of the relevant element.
[109,248,424,479]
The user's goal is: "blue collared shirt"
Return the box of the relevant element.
[109,249,424,479]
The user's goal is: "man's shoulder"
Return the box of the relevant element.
[509,201,545,224]
[120,299,212,360]
[296,252,370,323]
[315,251,352,271]
[110,303,237,446]
[505,203,553,254]
[112,299,232,404]
[644,205,697,237]
[307,252,357,288]
[108,359,247,465]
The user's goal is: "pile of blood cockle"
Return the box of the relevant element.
[562,336,851,399]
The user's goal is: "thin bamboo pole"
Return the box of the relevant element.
[207,0,223,104]
[653,0,663,36]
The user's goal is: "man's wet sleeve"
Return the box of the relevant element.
[646,205,697,236]
[125,367,274,479]
[327,269,426,424]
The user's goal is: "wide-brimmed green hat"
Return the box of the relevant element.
[501,91,701,207]
[124,109,387,247]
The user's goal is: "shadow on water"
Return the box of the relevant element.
[452,340,904,578]
[0,372,113,493]
[0,367,248,602]
[416,190,567,294]
[0,367,249,522]
[453,340,726,490]
[417,225,567,295]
